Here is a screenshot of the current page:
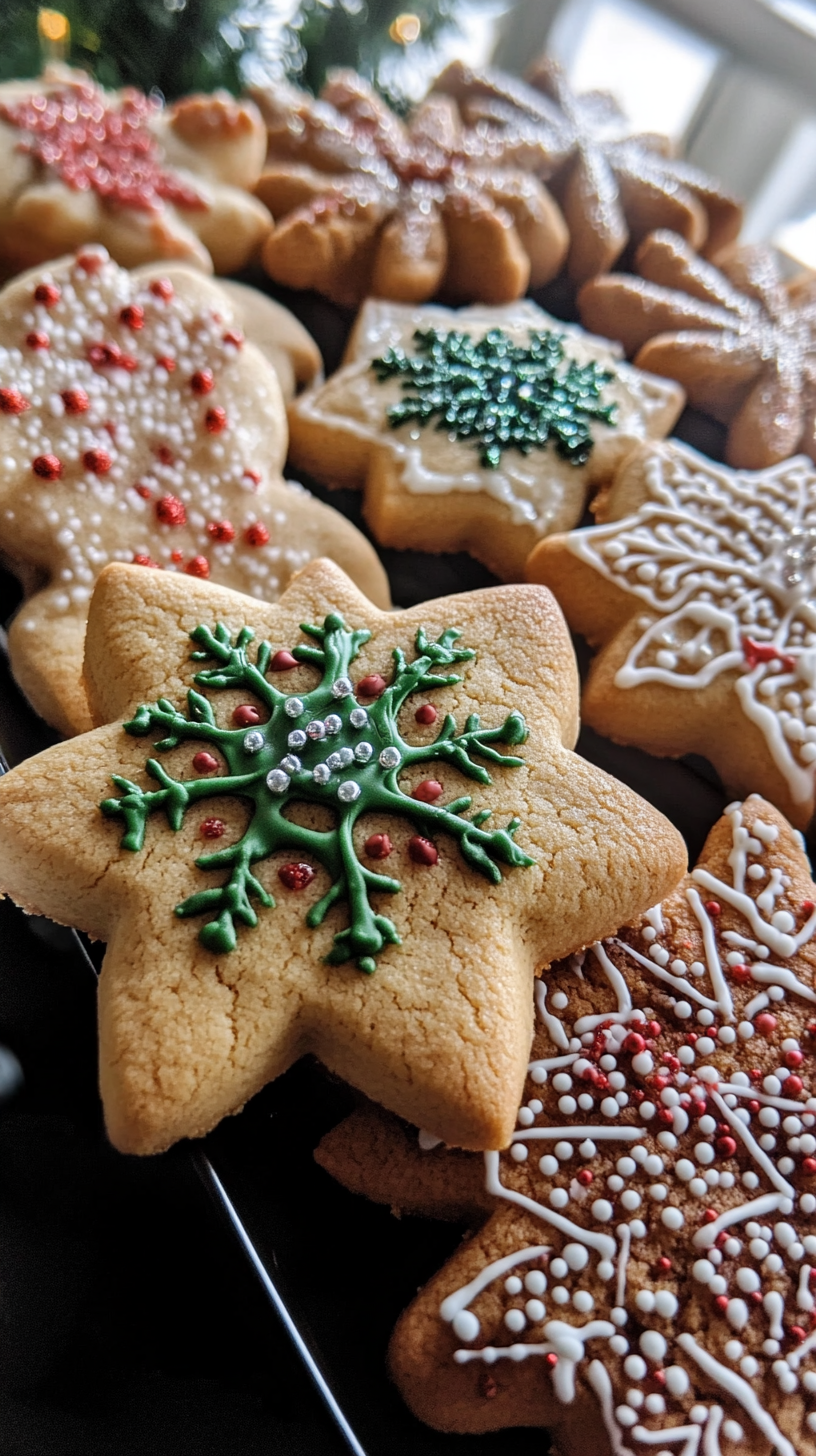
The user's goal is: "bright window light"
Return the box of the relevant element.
[548,0,721,141]
[767,0,816,40]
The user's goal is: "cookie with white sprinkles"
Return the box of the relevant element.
[0,247,389,734]
[317,795,816,1454]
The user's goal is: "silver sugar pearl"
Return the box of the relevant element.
[288,729,307,750]
[284,696,304,718]
[327,751,344,772]
[243,730,265,754]
[331,676,354,699]
[306,720,326,740]
[379,746,401,769]
[266,769,291,794]
[324,713,342,735]
[313,763,331,785]
[279,754,301,774]
[337,780,361,803]
[337,746,354,767]
[350,707,368,728]
[354,742,373,762]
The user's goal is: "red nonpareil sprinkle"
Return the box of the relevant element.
[750,1290,763,1304]
[692,1099,707,1117]
[715,1295,729,1312]
[61,387,89,414]
[133,483,152,499]
[656,1256,672,1272]
[243,468,261,486]
[270,650,298,672]
[278,862,315,892]
[749,1068,762,1080]
[577,1169,593,1186]
[34,282,60,306]
[803,1158,816,1175]
[32,453,62,479]
[648,1021,662,1038]
[357,674,387,699]
[222,330,244,348]
[786,1076,804,1095]
[623,1032,645,1055]
[150,278,174,300]
[156,356,176,372]
[0,387,30,414]
[120,304,144,329]
[26,330,49,350]
[650,1370,667,1387]
[715,1230,730,1246]
[171,549,184,563]
[705,901,721,916]
[205,406,227,433]
[545,1353,558,1368]
[193,751,220,773]
[185,555,210,578]
[207,519,235,543]
[155,444,174,465]
[730,964,751,984]
[76,249,106,274]
[119,354,138,372]
[702,1209,718,1224]
[716,1136,737,1158]
[785,1049,804,1068]
[415,703,437,725]
[155,494,186,526]
[791,1326,808,1343]
[408,836,438,866]
[132,552,161,568]
[200,818,226,839]
[244,522,269,547]
[88,341,122,368]
[803,901,815,913]
[232,704,261,727]
[755,1012,778,1038]
[687,1033,698,1045]
[748,1099,761,1113]
[364,833,392,859]
[413,780,443,803]
[657,1107,674,1126]
[82,447,112,475]
[191,368,214,395]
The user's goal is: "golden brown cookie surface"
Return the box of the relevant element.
[0,557,684,1156]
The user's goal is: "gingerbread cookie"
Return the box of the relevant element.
[432,58,743,285]
[287,297,683,580]
[0,247,388,735]
[578,230,816,471]
[526,439,816,829]
[318,796,816,1455]
[0,66,271,277]
[0,556,684,1155]
[252,69,568,308]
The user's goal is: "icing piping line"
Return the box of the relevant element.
[613,939,719,1012]
[615,1221,631,1311]
[511,1126,642,1143]
[692,1190,787,1250]
[586,1360,635,1456]
[685,887,734,1022]
[709,1089,795,1196]
[535,979,570,1051]
[632,1425,701,1454]
[439,1244,550,1322]
[677,1333,796,1456]
[484,1151,616,1258]
[591,942,632,1017]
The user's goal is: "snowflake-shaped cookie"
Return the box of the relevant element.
[0,247,388,735]
[432,58,742,286]
[529,439,816,826]
[579,230,816,470]
[0,557,685,1155]
[287,297,683,581]
[318,796,816,1455]
[251,69,569,308]
[0,66,271,276]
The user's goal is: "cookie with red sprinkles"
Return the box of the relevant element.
[0,247,389,734]
[317,794,816,1454]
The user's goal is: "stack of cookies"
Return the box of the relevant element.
[0,44,815,1456]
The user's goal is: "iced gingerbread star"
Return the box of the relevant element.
[287,297,683,581]
[432,58,742,286]
[0,66,271,277]
[317,797,816,1455]
[0,246,387,735]
[579,230,816,470]
[0,557,684,1155]
[527,439,816,829]
[251,69,569,308]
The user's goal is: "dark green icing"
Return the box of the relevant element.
[372,326,617,469]
[101,613,533,972]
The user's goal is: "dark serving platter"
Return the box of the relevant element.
[0,275,766,1456]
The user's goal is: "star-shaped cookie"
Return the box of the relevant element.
[0,246,388,735]
[527,439,816,829]
[432,58,742,285]
[0,67,271,277]
[579,230,816,470]
[287,297,684,581]
[0,557,685,1156]
[317,796,816,1455]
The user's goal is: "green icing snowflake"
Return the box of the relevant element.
[372,326,617,469]
[101,613,534,973]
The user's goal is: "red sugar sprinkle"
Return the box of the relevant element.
[155,444,174,465]
[207,519,235,543]
[545,1353,558,1368]
[577,1169,593,1186]
[716,1136,737,1158]
[270,650,298,672]
[150,278,174,300]
[132,552,160,568]
[791,1326,808,1343]
[702,1209,718,1224]
[244,522,269,547]
[133,483,152,500]
[76,250,106,273]
[155,494,186,526]
[786,1076,804,1095]
[415,704,437,725]
[88,341,121,368]
[755,1012,778,1038]
[413,780,443,804]
[32,453,62,479]
[730,964,751,984]
[749,1068,762,1080]
[803,1158,816,1175]
[82,448,112,475]
[205,406,227,433]
[803,900,815,913]
[61,387,89,414]
[26,330,49,350]
[193,751,220,773]
[748,1099,761,1113]
[185,555,210,578]
[357,674,387,699]
[408,836,438,866]
[200,818,226,839]
[171,549,184,563]
[243,468,261,486]
[278,862,315,892]
[657,1107,674,1126]
[623,1032,645,1055]
[364,833,393,859]
[34,282,60,306]
[656,1257,672,1272]
[232,704,261,727]
[0,387,30,414]
[715,1295,729,1312]
[705,901,721,916]
[191,368,214,395]
[156,356,176,372]
[222,330,244,348]
[648,1021,662,1037]
[120,304,144,329]
[750,1290,763,1304]
[785,1049,804,1068]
